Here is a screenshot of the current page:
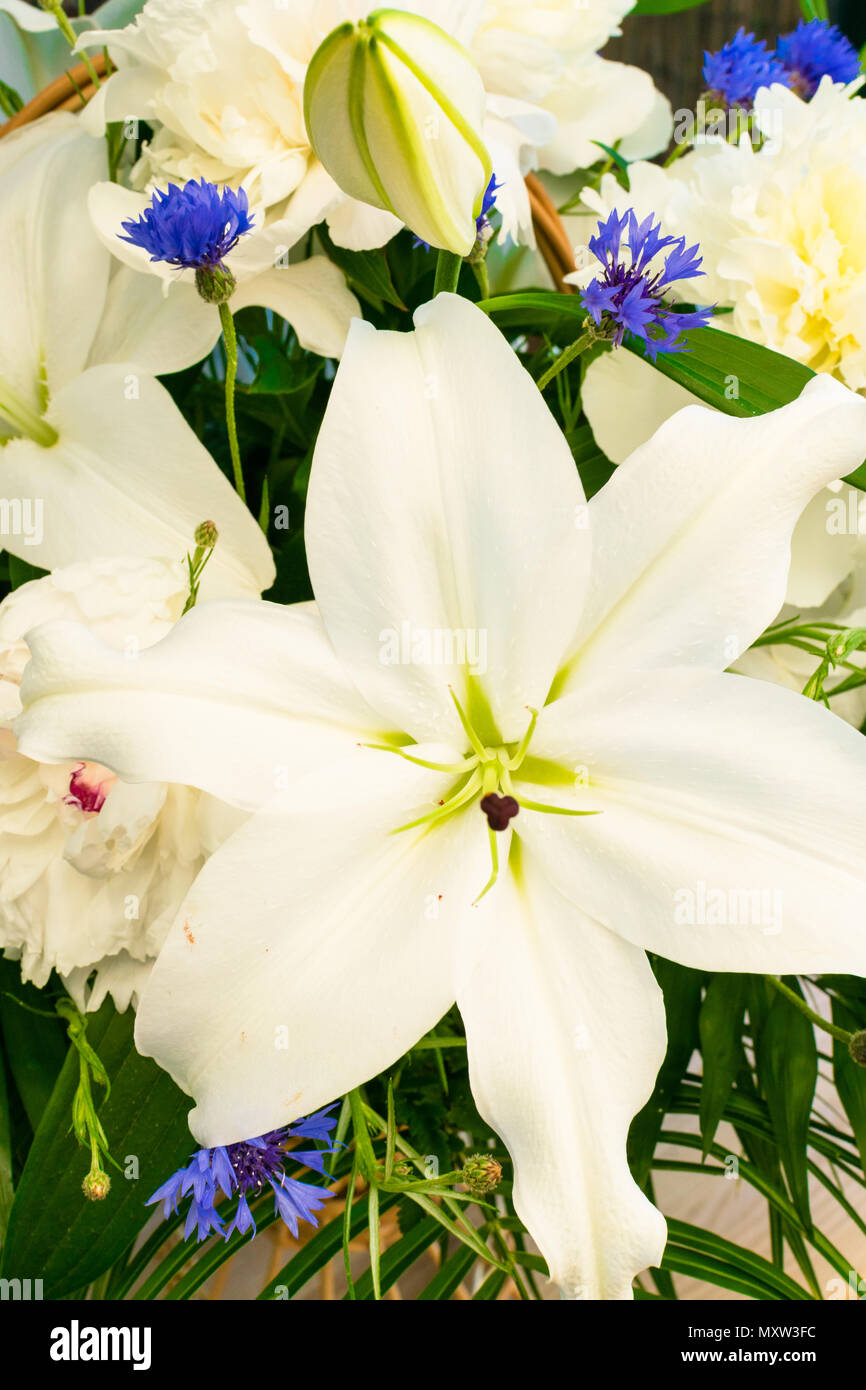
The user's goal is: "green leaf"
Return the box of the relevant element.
[349,1213,441,1300]
[754,987,818,1230]
[6,555,48,590]
[0,961,66,1131]
[478,291,587,334]
[633,0,713,11]
[665,1219,812,1300]
[629,958,703,1186]
[0,1050,13,1243]
[418,1241,477,1300]
[1,1001,194,1297]
[698,975,748,1155]
[832,1000,866,1182]
[317,223,407,310]
[626,329,866,489]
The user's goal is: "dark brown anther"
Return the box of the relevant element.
[479,793,519,831]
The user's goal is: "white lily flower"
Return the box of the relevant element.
[15,295,866,1298]
[0,555,246,1013]
[0,114,273,595]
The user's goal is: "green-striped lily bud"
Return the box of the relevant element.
[304,8,492,256]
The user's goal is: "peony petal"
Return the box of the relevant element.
[231,256,360,359]
[519,667,866,974]
[306,294,591,745]
[16,600,389,811]
[0,364,274,596]
[135,749,492,1145]
[557,374,866,694]
[459,850,667,1299]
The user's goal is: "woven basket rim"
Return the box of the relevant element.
[0,58,576,290]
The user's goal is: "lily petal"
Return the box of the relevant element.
[16,601,388,811]
[521,667,866,974]
[459,850,667,1299]
[231,256,360,360]
[0,364,274,595]
[306,294,591,744]
[558,374,866,694]
[135,750,492,1146]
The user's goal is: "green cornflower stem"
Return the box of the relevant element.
[43,1,102,89]
[218,302,246,502]
[768,976,853,1045]
[536,328,596,393]
[434,249,463,296]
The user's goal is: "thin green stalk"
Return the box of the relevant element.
[536,329,596,392]
[767,976,853,1045]
[218,301,246,501]
[43,1,102,89]
[434,249,463,296]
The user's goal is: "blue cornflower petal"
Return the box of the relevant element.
[578,207,714,357]
[147,1111,340,1248]
[119,177,255,271]
[703,27,791,107]
[776,19,861,98]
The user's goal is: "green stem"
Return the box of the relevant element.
[767,976,852,1045]
[536,329,597,393]
[218,301,246,502]
[45,1,102,89]
[470,257,490,300]
[434,249,463,296]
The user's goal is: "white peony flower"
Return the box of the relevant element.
[0,556,246,1011]
[15,296,866,1297]
[0,113,274,592]
[80,0,668,258]
[578,82,866,614]
[471,0,673,171]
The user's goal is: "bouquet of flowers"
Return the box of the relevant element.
[1,0,866,1318]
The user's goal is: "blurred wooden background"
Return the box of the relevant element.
[610,0,818,112]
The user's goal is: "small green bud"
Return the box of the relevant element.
[461,1153,502,1196]
[194,520,219,548]
[194,265,236,305]
[82,1168,111,1201]
[848,1030,866,1067]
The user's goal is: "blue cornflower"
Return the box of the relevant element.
[703,27,791,108]
[147,1105,339,1243]
[578,208,713,360]
[776,19,861,98]
[119,178,255,304]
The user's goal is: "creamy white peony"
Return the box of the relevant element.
[15,296,866,1298]
[578,82,866,614]
[0,556,245,1011]
[80,0,668,256]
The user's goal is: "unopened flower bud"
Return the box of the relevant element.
[195,265,236,306]
[849,1030,866,1067]
[194,520,219,548]
[304,9,491,256]
[82,1168,111,1201]
[461,1153,502,1196]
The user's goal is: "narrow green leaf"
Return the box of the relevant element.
[832,999,866,1182]
[348,1213,441,1300]
[0,1052,14,1242]
[629,959,704,1185]
[1,1002,193,1297]
[755,986,818,1229]
[698,974,748,1154]
[418,1242,477,1300]
[258,1191,399,1300]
